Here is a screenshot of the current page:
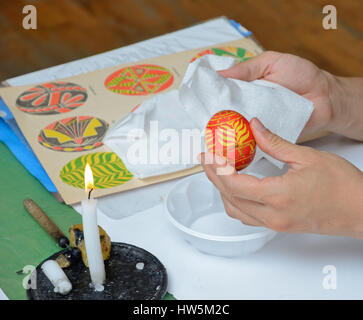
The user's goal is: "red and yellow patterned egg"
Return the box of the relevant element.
[205,110,256,170]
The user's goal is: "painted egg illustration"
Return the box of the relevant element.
[190,46,255,64]
[205,110,256,170]
[38,116,108,152]
[104,64,174,95]
[16,81,87,115]
[60,152,133,189]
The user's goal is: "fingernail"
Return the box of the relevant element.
[197,153,202,162]
[252,117,266,132]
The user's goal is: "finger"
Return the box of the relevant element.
[221,195,264,226]
[200,152,261,200]
[250,117,306,166]
[200,152,278,202]
[221,193,268,224]
[217,51,281,81]
[199,152,236,192]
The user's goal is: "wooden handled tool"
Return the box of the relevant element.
[23,198,69,248]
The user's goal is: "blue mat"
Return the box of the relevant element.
[0,97,56,192]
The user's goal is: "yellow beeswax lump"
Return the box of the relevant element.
[69,224,111,267]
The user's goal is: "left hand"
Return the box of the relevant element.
[199,117,363,239]
[218,52,335,139]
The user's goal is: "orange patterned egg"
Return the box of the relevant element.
[205,110,256,170]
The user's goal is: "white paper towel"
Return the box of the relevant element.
[104,55,314,178]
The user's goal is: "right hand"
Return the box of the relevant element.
[218,51,335,139]
[199,117,363,239]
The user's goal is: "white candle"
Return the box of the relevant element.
[41,260,72,295]
[82,164,106,289]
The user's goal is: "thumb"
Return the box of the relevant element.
[250,117,302,164]
[217,51,281,81]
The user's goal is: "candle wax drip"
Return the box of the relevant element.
[89,283,104,292]
[136,262,144,270]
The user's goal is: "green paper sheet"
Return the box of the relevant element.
[0,142,81,299]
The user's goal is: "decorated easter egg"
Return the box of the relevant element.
[205,110,256,170]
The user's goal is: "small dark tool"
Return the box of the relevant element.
[27,242,168,300]
[23,198,69,248]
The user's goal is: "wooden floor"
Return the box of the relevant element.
[0,0,361,82]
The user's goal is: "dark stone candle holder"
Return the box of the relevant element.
[27,242,167,300]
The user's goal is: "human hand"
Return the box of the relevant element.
[218,51,336,139]
[199,117,363,239]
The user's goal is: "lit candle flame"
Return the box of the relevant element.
[84,163,94,192]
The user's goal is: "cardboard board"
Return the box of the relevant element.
[0,38,264,204]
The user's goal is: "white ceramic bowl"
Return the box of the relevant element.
[164,173,277,257]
